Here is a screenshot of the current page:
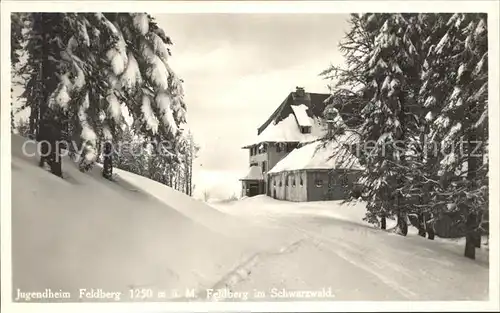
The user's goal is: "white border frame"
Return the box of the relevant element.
[1,1,499,312]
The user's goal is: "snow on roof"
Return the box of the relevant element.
[240,165,264,181]
[268,138,364,174]
[243,113,326,148]
[291,104,312,127]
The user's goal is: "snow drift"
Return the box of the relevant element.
[10,134,258,302]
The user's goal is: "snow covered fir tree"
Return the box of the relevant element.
[11,12,197,195]
[321,13,489,259]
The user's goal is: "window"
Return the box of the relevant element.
[257,143,267,154]
[328,175,337,187]
[273,178,276,186]
[352,183,363,198]
[315,179,324,188]
[279,180,283,187]
[349,144,359,155]
[341,175,349,186]
[276,143,282,153]
[292,177,296,187]
[286,143,298,153]
[286,176,289,186]
[300,176,304,186]
[301,126,311,134]
[262,161,267,173]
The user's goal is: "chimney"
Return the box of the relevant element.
[295,86,305,97]
[324,106,338,137]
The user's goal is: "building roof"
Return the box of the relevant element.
[239,165,264,181]
[256,89,331,137]
[242,112,326,148]
[268,134,364,174]
[242,88,333,148]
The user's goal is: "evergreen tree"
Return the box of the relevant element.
[323,14,425,234]
[15,118,31,138]
[18,13,189,181]
[11,13,29,135]
[419,13,488,259]
[113,124,148,176]
[323,13,488,258]
[11,13,26,67]
[183,131,199,196]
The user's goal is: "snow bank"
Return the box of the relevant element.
[214,195,487,250]
[268,139,363,174]
[108,165,249,237]
[10,134,257,301]
[211,195,375,226]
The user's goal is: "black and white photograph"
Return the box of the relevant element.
[1,0,499,311]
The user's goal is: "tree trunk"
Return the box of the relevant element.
[424,213,435,240]
[427,229,435,240]
[185,165,189,195]
[37,15,62,178]
[464,236,476,259]
[188,158,193,196]
[11,109,15,133]
[474,232,481,248]
[38,112,62,179]
[102,141,113,180]
[381,216,386,230]
[29,106,38,137]
[474,213,482,248]
[38,121,50,168]
[397,213,408,236]
[464,123,482,258]
[70,122,82,161]
[464,212,478,259]
[417,213,426,237]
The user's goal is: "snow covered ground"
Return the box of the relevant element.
[10,134,490,304]
[210,196,490,301]
[11,134,266,302]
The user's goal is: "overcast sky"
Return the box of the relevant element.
[155,13,350,199]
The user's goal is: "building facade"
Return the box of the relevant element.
[267,169,361,202]
[240,87,361,201]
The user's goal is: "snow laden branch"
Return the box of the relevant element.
[18,12,190,185]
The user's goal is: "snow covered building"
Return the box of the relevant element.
[267,135,363,202]
[240,87,362,201]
